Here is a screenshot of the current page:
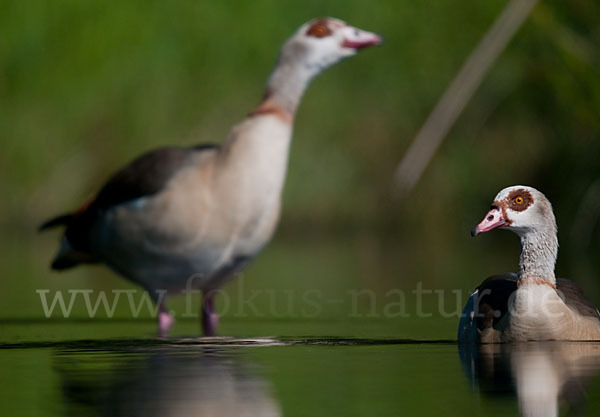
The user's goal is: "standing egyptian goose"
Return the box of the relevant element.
[458,185,600,343]
[40,18,381,336]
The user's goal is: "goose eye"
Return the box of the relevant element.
[307,23,331,38]
[514,196,524,205]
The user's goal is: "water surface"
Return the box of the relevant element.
[2,321,600,417]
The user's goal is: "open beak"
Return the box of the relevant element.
[471,207,507,237]
[342,28,383,50]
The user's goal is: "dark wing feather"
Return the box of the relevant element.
[557,278,600,320]
[93,145,217,211]
[458,273,518,343]
[39,213,73,231]
[474,273,518,332]
[41,144,219,253]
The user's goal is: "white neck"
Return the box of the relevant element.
[218,45,329,206]
[264,56,320,116]
[519,228,558,285]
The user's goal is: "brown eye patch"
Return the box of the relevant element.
[306,20,333,38]
[507,189,533,212]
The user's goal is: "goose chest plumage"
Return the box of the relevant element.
[40,18,382,336]
[458,185,600,343]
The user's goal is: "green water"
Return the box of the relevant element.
[2,322,600,417]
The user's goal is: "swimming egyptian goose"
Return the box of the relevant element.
[40,18,381,336]
[458,186,600,343]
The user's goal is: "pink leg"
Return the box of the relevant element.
[158,304,175,337]
[202,291,219,336]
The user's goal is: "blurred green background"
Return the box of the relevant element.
[1,0,599,339]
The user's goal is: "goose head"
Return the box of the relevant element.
[279,18,382,74]
[471,186,556,238]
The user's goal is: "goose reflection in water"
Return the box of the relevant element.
[55,346,281,417]
[460,342,600,417]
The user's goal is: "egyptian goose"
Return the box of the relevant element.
[40,18,381,336]
[458,186,600,343]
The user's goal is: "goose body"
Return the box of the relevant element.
[459,186,600,343]
[41,18,381,336]
[91,116,292,293]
